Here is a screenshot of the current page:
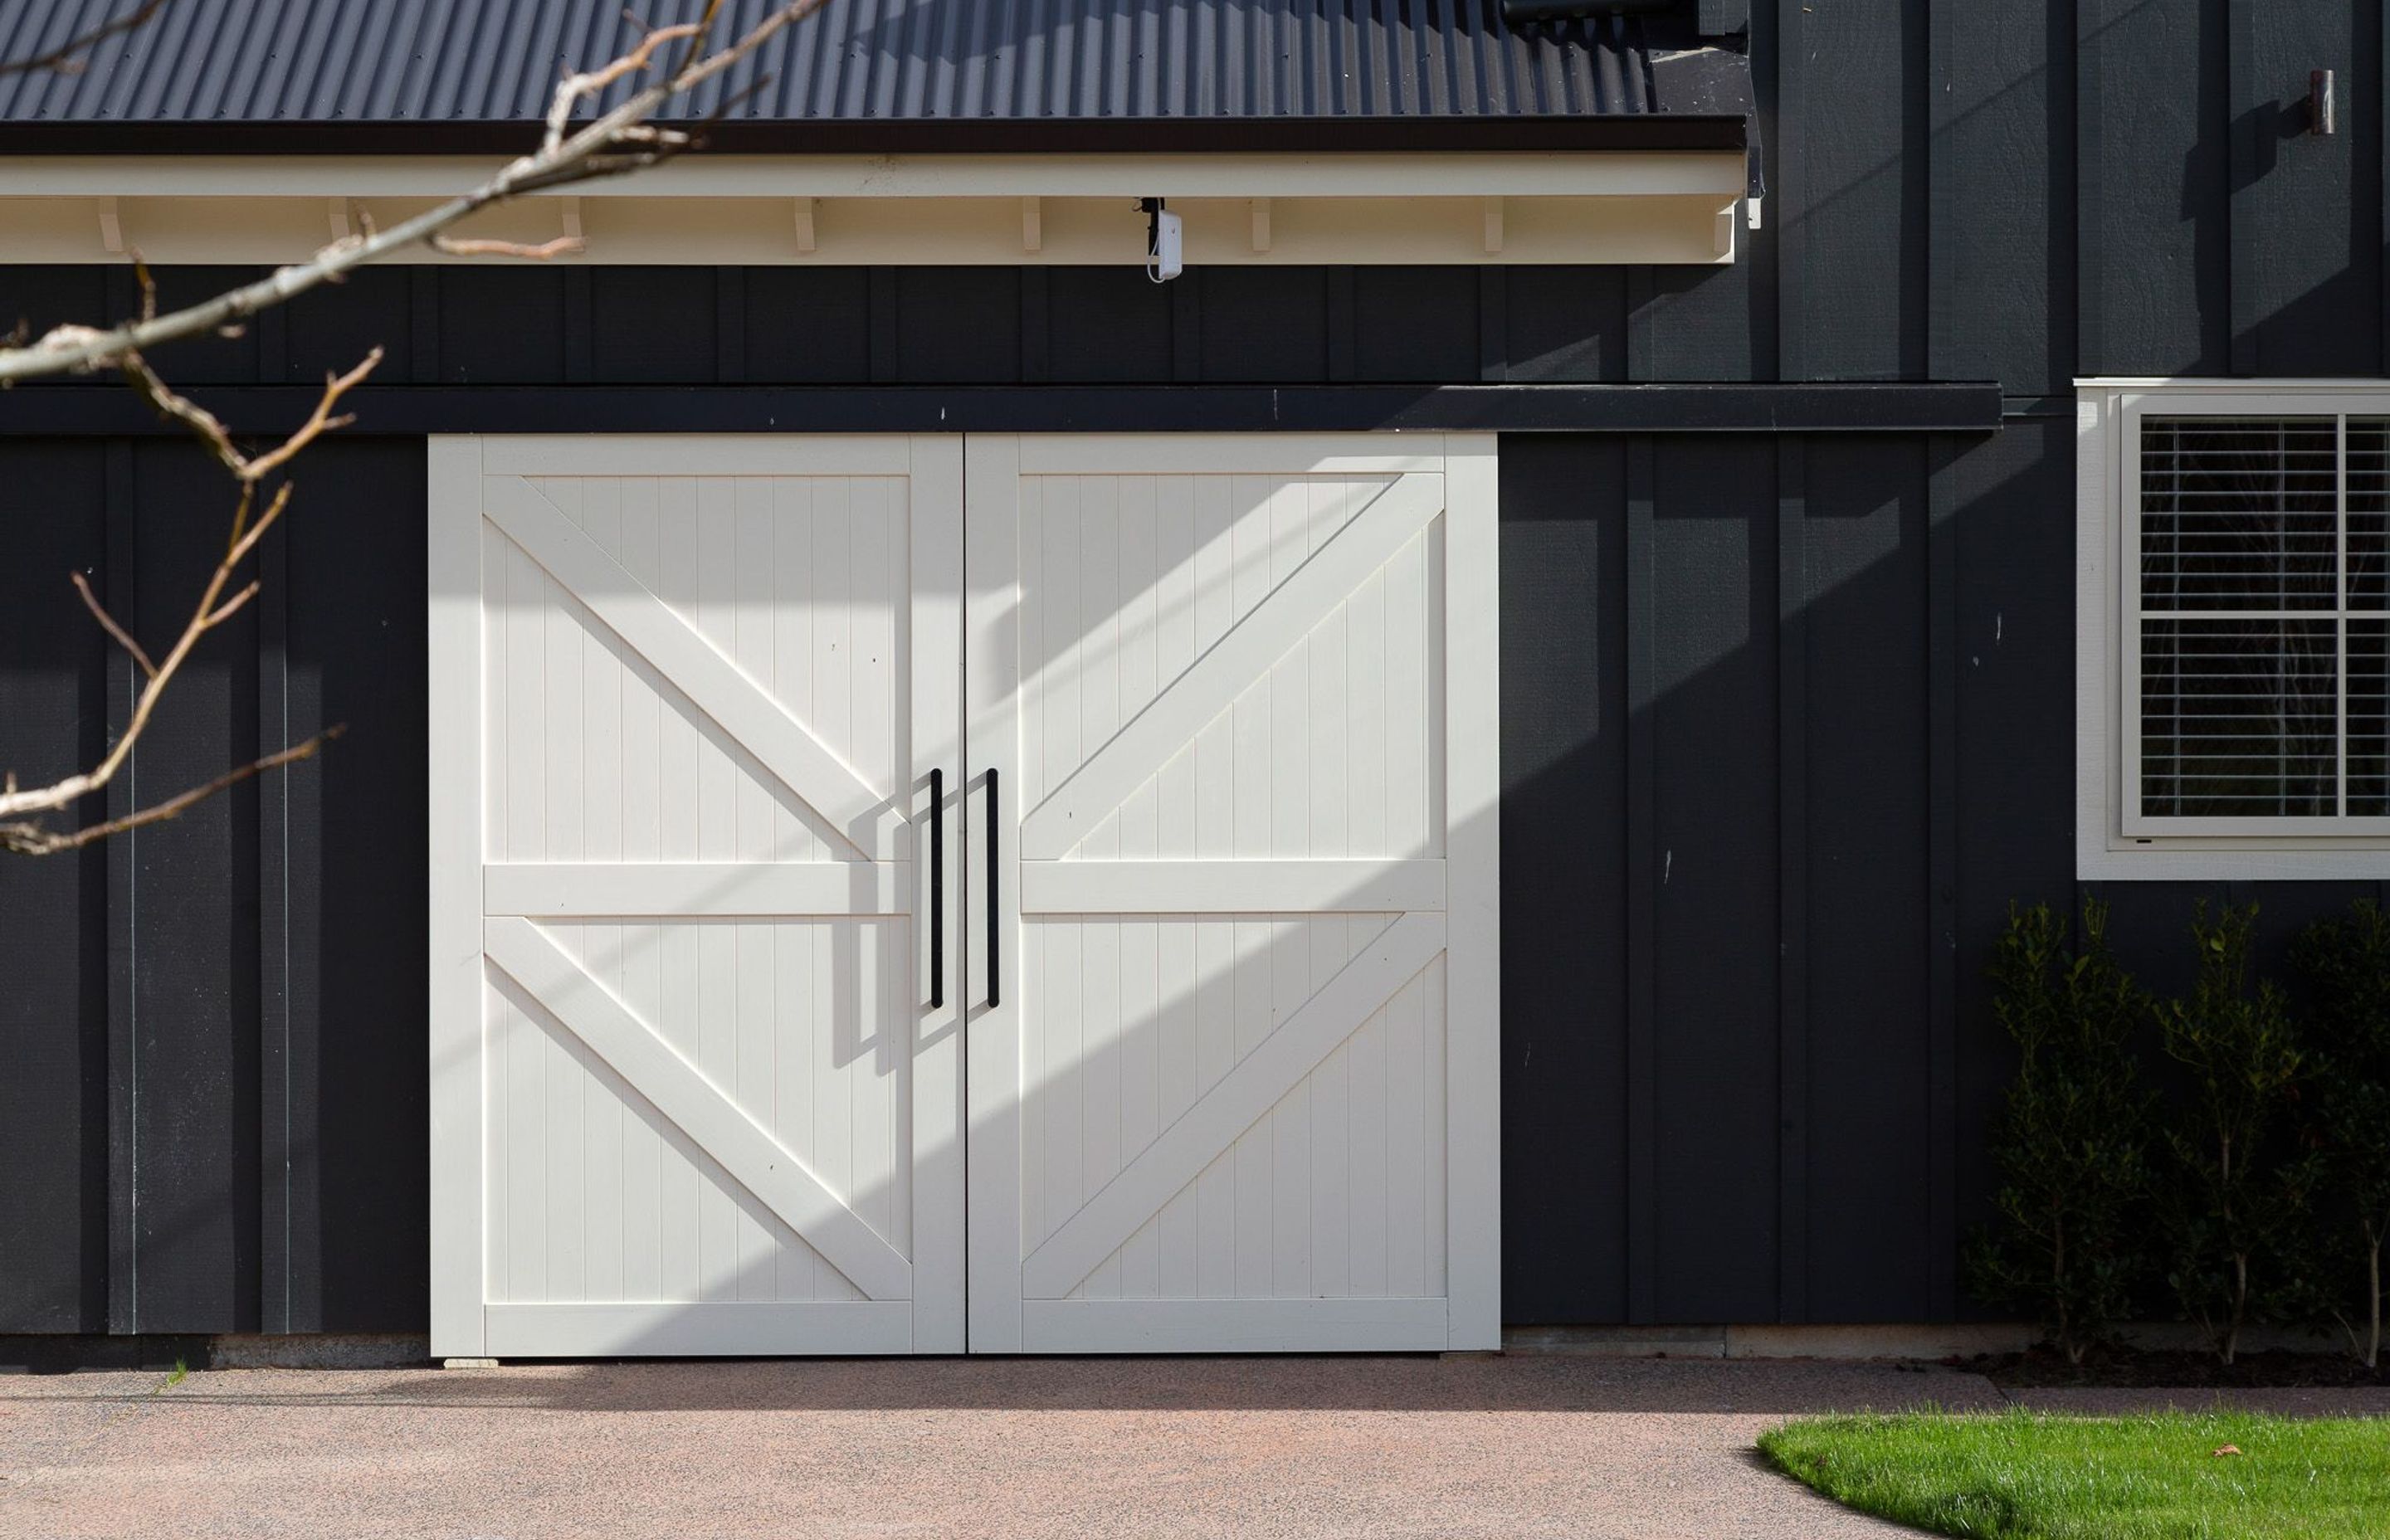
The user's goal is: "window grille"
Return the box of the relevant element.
[2128,413,2390,831]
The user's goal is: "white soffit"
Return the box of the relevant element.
[0,154,1749,266]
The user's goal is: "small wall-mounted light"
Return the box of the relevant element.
[2311,69,2337,136]
[1140,197,1183,284]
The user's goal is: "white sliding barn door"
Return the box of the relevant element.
[964,435,1500,1352]
[429,436,965,1358]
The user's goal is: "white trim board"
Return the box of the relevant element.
[1019,1299,1450,1353]
[484,1301,915,1357]
[0,193,1739,268]
[0,154,1746,267]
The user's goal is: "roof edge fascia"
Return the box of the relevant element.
[0,114,1750,158]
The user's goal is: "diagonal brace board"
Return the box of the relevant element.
[1021,473,1446,860]
[483,916,914,1302]
[484,475,893,860]
[1019,909,1447,1299]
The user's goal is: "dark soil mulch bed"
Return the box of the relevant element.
[1971,1343,2390,1389]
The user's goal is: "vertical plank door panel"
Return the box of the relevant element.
[968,434,1499,1353]
[429,436,963,1357]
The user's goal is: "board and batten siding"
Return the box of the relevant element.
[8,0,2390,1335]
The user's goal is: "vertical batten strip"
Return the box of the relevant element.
[426,436,486,1358]
[256,485,292,1333]
[103,440,139,1336]
[1773,0,1805,382]
[1443,436,1501,1349]
[1622,433,1657,1324]
[1773,436,1809,1324]
[1924,432,1960,1321]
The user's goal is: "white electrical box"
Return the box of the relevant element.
[1149,207,1183,282]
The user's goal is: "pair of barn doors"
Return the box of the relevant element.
[427,434,1497,1357]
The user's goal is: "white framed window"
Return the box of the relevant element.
[2078,380,2390,879]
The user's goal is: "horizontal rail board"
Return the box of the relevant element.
[1020,859,1446,914]
[483,1301,914,1356]
[485,863,910,918]
[0,384,2008,437]
[1019,1298,1449,1352]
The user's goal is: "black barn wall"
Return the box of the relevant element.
[0,436,428,1334]
[6,0,2390,1335]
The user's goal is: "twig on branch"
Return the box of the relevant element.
[430,234,587,261]
[0,0,832,384]
[0,0,170,78]
[115,346,378,482]
[544,19,705,151]
[228,350,378,481]
[670,1,731,80]
[71,571,155,678]
[0,729,344,856]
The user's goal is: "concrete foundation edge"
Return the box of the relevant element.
[1501,1323,2348,1360]
[0,1323,2353,1368]
[0,1334,431,1372]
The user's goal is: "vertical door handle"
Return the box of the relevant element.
[985,768,1001,1007]
[927,768,944,1009]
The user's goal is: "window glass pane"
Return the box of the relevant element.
[2140,617,2338,816]
[2353,619,2389,817]
[2350,419,2389,611]
[2140,417,2338,611]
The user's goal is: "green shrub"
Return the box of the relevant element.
[1965,899,2153,1365]
[2290,899,2390,1368]
[2154,903,2314,1366]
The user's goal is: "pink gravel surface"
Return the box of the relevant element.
[0,1355,1997,1540]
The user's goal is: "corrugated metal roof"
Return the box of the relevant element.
[0,0,1677,127]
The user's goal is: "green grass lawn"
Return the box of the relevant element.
[1758,1408,2390,1539]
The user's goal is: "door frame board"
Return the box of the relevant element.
[427,436,485,1361]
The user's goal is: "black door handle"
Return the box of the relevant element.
[985,768,1001,1007]
[927,768,944,1010]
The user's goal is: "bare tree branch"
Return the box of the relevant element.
[71,571,155,679]
[202,579,261,629]
[115,346,377,482]
[0,729,344,856]
[0,0,170,78]
[1,0,838,855]
[229,350,378,481]
[0,0,831,384]
[544,19,705,152]
[0,363,359,831]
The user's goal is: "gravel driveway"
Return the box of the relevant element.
[16,1345,2379,1537]
[0,1354,2015,1539]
